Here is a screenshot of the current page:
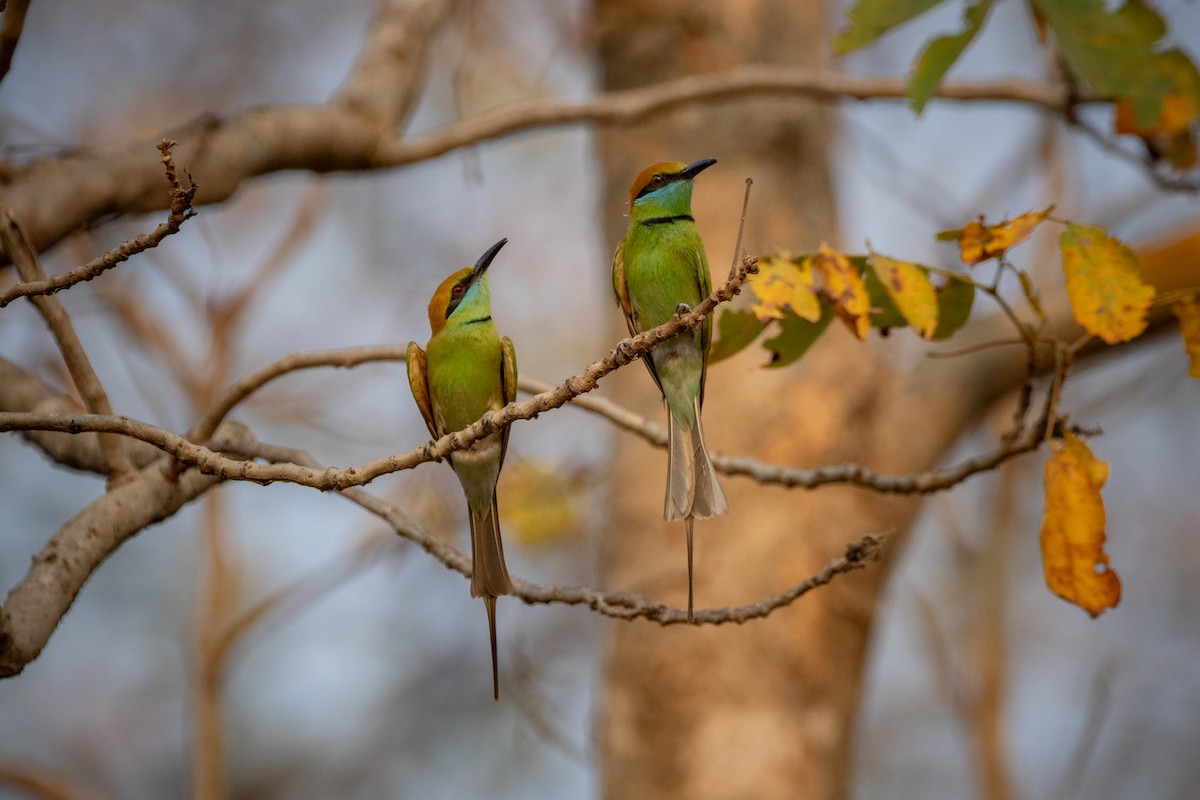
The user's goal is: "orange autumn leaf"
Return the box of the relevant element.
[870,251,939,338]
[749,255,822,322]
[1173,294,1200,379]
[1060,223,1156,344]
[946,208,1053,265]
[1039,432,1121,618]
[812,244,871,339]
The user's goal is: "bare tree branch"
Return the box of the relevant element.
[1,257,759,488]
[188,346,410,442]
[0,426,250,677]
[0,0,29,85]
[2,63,1092,259]
[231,439,887,626]
[0,357,161,472]
[0,0,458,259]
[376,68,1076,167]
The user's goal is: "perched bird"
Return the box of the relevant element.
[407,238,516,700]
[612,158,729,621]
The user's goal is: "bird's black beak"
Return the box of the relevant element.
[678,157,717,180]
[470,237,508,283]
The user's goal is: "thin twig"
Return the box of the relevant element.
[1069,114,1200,193]
[727,178,753,281]
[214,438,887,626]
[0,323,1064,501]
[189,346,410,442]
[0,141,197,308]
[0,211,136,481]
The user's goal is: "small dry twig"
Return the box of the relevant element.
[0,141,197,308]
[0,211,136,481]
[217,438,887,626]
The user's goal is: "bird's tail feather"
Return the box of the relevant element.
[665,399,728,521]
[484,596,500,701]
[685,516,694,622]
[665,409,696,521]
[469,497,513,599]
[469,499,511,700]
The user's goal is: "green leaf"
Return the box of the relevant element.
[834,0,944,53]
[1114,48,1200,168]
[1017,268,1045,319]
[1031,0,1174,127]
[862,262,909,330]
[907,0,993,113]
[931,276,975,339]
[709,308,768,364]
[764,307,834,368]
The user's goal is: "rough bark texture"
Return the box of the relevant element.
[593,2,1029,797]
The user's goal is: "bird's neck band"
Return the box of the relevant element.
[638,214,694,226]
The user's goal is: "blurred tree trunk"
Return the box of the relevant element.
[591,2,1026,797]
[594,3,865,798]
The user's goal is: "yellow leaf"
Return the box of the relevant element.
[870,251,939,338]
[1173,293,1200,379]
[498,459,586,547]
[1060,224,1156,344]
[1039,433,1121,617]
[812,244,871,339]
[952,208,1053,265]
[748,255,822,322]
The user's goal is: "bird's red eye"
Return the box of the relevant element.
[651,174,665,187]
[451,284,466,297]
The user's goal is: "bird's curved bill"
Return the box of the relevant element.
[679,157,717,180]
[471,237,508,282]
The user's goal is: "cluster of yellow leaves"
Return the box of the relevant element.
[749,246,943,341]
[938,209,1189,617]
[942,210,1160,346]
[1039,432,1121,617]
[749,254,821,322]
[741,211,1195,620]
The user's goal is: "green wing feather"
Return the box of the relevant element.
[611,238,637,337]
[499,335,518,465]
[612,235,670,396]
[406,341,439,438]
[693,244,713,407]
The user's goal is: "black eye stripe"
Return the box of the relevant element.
[635,173,675,200]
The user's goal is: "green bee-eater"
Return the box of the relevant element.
[612,158,728,621]
[407,238,516,700]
